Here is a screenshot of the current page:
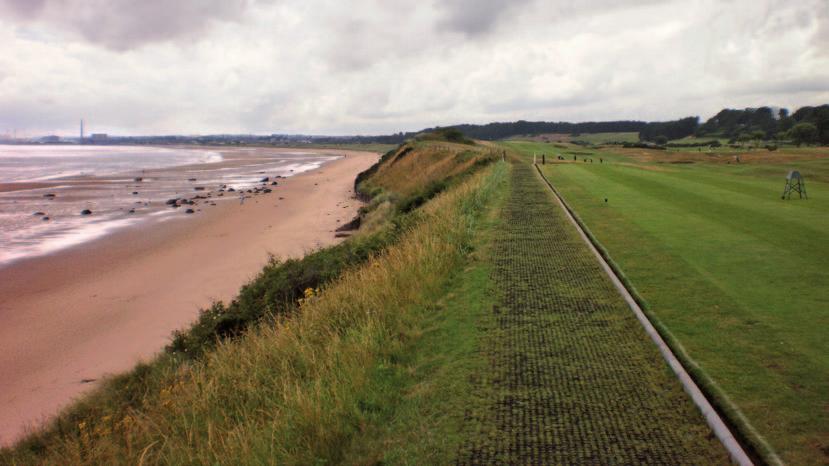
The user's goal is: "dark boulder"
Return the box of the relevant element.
[194,186,205,191]
[42,216,50,221]
[271,181,278,185]
[134,177,143,182]
[81,209,92,215]
[185,209,195,214]
[260,177,269,182]
[44,193,56,198]
[166,198,179,205]
[132,191,138,195]
[33,212,45,216]
[263,188,272,193]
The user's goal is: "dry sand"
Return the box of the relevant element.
[0,148,378,446]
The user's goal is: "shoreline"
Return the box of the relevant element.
[0,148,378,446]
[0,145,338,268]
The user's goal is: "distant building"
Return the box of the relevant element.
[90,133,109,143]
[40,135,61,143]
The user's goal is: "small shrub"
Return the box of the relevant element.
[416,128,475,145]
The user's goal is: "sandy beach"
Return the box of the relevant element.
[0,147,378,446]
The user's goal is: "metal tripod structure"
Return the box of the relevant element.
[781,170,807,199]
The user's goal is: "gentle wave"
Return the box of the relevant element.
[0,147,339,267]
[0,146,223,183]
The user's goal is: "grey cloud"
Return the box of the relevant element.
[435,0,663,37]
[436,0,532,36]
[0,0,252,50]
[0,0,827,136]
[815,1,829,55]
[0,0,47,18]
[730,76,829,96]
[484,93,602,113]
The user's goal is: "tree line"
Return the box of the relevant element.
[690,105,829,145]
[400,104,828,146]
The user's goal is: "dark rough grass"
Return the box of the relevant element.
[455,162,729,465]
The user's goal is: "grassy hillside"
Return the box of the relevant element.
[1,138,503,464]
[510,140,829,465]
[357,139,496,199]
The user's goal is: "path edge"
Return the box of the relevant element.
[534,163,783,466]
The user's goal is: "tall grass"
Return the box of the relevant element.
[3,161,508,465]
[359,141,497,199]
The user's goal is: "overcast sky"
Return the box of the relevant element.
[1,0,827,136]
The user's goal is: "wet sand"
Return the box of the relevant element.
[0,182,53,193]
[0,148,378,446]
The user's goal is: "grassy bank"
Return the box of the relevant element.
[510,140,828,465]
[1,138,505,464]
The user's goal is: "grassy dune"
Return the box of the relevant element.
[1,140,504,464]
[511,140,829,465]
[357,140,497,198]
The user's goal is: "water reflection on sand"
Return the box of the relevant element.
[0,146,339,266]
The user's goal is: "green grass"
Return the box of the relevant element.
[571,131,640,144]
[337,168,508,464]
[511,141,829,465]
[454,160,728,464]
[504,140,630,163]
[668,135,732,145]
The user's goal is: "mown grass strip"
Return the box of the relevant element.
[534,164,783,466]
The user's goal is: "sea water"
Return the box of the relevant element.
[0,145,338,267]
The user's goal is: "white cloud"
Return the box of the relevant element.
[0,0,827,136]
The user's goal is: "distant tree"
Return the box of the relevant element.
[787,123,818,146]
[778,116,794,133]
[791,105,829,145]
[751,130,766,140]
[654,135,668,145]
[419,127,475,145]
[639,116,699,142]
[737,132,753,143]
